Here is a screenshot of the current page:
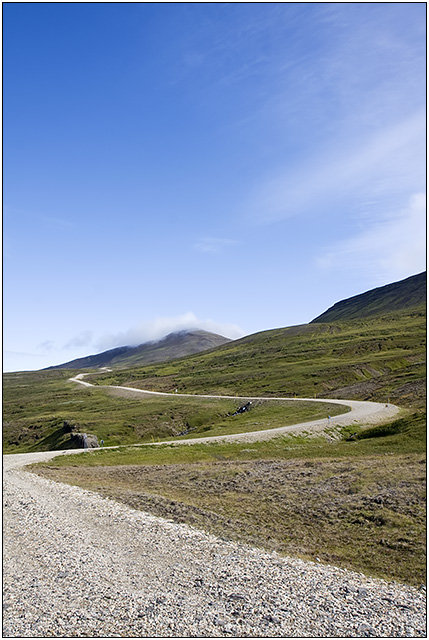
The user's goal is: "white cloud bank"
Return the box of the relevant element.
[95,312,246,351]
[317,192,426,283]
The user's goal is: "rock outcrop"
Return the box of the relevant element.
[63,422,99,448]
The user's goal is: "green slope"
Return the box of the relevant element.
[88,273,426,407]
[5,274,426,452]
[90,306,426,409]
[312,272,426,323]
[3,369,345,452]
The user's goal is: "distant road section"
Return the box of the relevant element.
[70,373,400,445]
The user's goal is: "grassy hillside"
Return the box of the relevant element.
[8,274,426,586]
[34,410,426,585]
[3,369,345,453]
[6,284,425,451]
[89,307,426,409]
[47,330,230,370]
[312,272,426,323]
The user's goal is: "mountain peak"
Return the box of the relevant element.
[312,272,426,323]
[47,329,231,370]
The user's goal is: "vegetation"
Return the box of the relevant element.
[2,369,346,452]
[33,411,426,585]
[312,272,426,322]
[31,410,426,466]
[7,275,427,586]
[88,307,426,409]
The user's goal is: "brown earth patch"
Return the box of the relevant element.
[35,453,426,586]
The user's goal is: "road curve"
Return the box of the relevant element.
[3,450,426,637]
[70,373,401,445]
[3,379,422,637]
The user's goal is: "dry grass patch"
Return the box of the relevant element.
[35,453,426,586]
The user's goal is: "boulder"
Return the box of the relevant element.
[69,432,99,449]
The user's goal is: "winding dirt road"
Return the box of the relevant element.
[4,376,424,638]
[70,372,401,445]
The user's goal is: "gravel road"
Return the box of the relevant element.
[71,373,401,445]
[3,451,426,638]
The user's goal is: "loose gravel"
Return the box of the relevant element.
[3,451,426,637]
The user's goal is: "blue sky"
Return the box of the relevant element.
[4,3,426,371]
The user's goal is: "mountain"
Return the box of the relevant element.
[90,274,426,408]
[47,330,231,370]
[5,273,426,455]
[311,272,426,323]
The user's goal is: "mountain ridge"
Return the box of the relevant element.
[87,272,426,408]
[311,272,426,323]
[46,329,231,370]
[47,271,425,373]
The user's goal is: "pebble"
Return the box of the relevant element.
[3,451,427,638]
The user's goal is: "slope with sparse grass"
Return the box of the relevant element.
[312,272,426,322]
[88,307,426,409]
[32,410,426,585]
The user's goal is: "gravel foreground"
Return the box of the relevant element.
[3,452,426,638]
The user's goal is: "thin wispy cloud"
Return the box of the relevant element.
[64,331,93,350]
[37,340,56,352]
[246,110,425,226]
[194,237,239,254]
[95,312,245,351]
[220,4,425,242]
[317,192,426,284]
[5,350,45,358]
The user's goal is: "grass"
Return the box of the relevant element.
[6,303,426,587]
[2,369,347,452]
[5,305,424,453]
[312,272,426,322]
[87,307,426,410]
[33,410,426,467]
[32,412,426,586]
